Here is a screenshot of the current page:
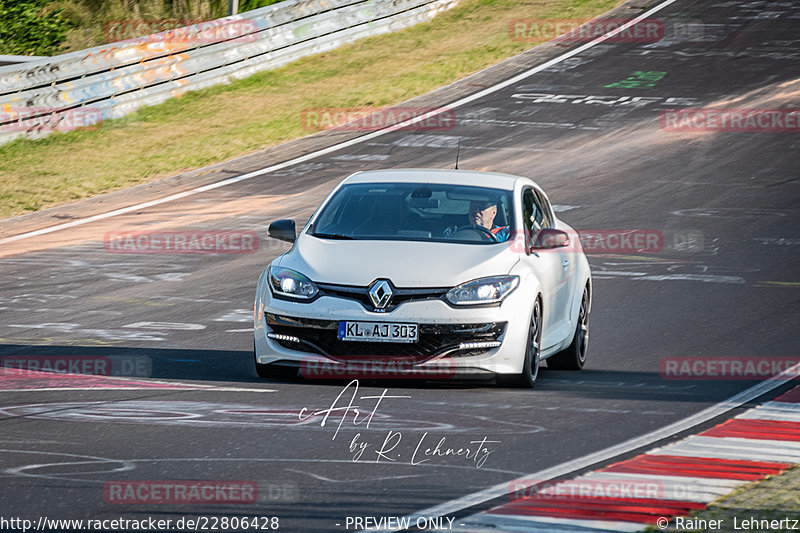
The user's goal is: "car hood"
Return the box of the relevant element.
[275,236,520,287]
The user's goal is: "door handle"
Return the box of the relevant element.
[561,259,569,268]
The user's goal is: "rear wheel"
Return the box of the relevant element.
[547,287,589,370]
[497,298,541,388]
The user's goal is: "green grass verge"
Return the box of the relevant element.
[0,0,621,219]
[648,466,800,533]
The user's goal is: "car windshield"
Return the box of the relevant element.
[309,182,515,244]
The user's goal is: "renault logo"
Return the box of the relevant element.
[368,280,393,309]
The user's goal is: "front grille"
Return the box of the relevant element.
[266,313,505,362]
[316,282,448,312]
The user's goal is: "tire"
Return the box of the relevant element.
[497,298,541,388]
[254,341,298,380]
[547,286,589,370]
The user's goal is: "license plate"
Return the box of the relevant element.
[338,321,418,343]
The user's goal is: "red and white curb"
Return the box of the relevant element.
[453,385,800,532]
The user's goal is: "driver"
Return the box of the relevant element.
[445,199,510,242]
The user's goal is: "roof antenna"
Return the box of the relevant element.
[454,137,462,170]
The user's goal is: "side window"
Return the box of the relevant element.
[533,189,553,228]
[521,188,538,241]
[522,187,553,245]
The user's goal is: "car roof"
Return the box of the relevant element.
[342,169,530,191]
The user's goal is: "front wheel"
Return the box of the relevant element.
[547,287,589,370]
[497,298,541,388]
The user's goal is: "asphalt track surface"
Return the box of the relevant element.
[1,0,799,531]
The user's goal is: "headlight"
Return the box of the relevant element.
[445,276,519,306]
[269,266,318,299]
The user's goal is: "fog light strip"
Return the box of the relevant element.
[267,333,301,343]
[458,341,501,350]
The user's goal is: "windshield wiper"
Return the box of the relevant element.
[311,232,356,240]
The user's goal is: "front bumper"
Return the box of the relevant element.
[266,313,506,362]
[255,279,535,375]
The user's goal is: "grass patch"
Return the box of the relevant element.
[0,0,620,219]
[649,466,800,532]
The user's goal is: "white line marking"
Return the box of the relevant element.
[122,321,206,330]
[0,387,174,392]
[195,386,275,392]
[0,0,677,246]
[0,371,276,392]
[551,205,582,212]
[0,386,276,392]
[214,309,252,322]
[635,274,746,284]
[285,468,428,483]
[330,154,390,161]
[592,270,648,276]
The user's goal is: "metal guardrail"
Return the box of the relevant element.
[0,0,458,146]
[0,55,48,67]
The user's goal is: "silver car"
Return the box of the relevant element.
[254,169,591,387]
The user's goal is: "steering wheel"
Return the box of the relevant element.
[449,224,497,242]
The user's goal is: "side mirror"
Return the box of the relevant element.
[268,219,296,243]
[532,228,570,250]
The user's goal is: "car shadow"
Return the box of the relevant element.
[0,344,771,402]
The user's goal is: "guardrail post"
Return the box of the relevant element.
[228,0,240,16]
